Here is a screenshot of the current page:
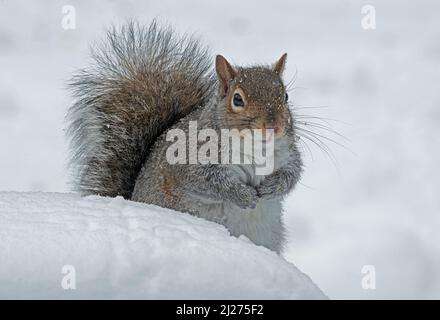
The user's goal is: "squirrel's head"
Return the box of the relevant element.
[215,54,291,141]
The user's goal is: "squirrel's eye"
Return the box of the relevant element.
[285,93,289,102]
[233,93,244,107]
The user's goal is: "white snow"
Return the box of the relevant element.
[0,192,326,299]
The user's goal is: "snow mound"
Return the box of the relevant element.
[0,192,325,299]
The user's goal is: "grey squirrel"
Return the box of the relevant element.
[67,21,303,253]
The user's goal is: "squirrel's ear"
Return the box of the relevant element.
[216,55,237,97]
[273,53,287,76]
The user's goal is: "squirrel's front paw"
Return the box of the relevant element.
[257,176,284,200]
[231,184,259,209]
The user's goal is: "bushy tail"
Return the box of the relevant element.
[67,21,214,198]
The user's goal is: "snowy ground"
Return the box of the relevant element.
[0,192,325,299]
[1,0,440,299]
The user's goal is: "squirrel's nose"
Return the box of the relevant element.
[262,122,280,134]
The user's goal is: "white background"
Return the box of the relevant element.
[0,0,439,299]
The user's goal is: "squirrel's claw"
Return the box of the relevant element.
[232,184,259,210]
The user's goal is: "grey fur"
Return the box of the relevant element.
[67,20,214,198]
[68,21,303,253]
[132,94,302,253]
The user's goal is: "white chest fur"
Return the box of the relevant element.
[221,140,290,253]
[191,138,291,253]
